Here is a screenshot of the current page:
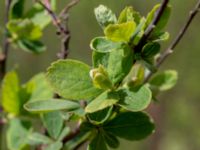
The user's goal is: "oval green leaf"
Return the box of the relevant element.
[24,99,80,113]
[104,21,136,42]
[46,59,102,100]
[85,91,119,113]
[118,86,152,112]
[103,112,155,141]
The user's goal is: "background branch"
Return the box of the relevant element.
[144,0,200,82]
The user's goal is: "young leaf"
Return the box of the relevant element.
[103,112,155,141]
[57,127,70,141]
[7,118,31,150]
[102,131,119,149]
[24,99,80,113]
[85,91,119,113]
[104,21,136,42]
[64,131,92,150]
[92,44,133,85]
[26,0,56,29]
[145,4,171,33]
[42,111,64,139]
[142,42,161,58]
[107,44,133,84]
[90,65,113,90]
[88,107,113,125]
[150,31,170,42]
[118,86,152,112]
[90,37,122,53]
[122,62,145,87]
[149,70,178,91]
[94,5,117,28]
[28,132,53,146]
[9,0,25,19]
[47,59,102,100]
[118,6,141,24]
[92,51,109,68]
[131,17,146,45]
[17,39,46,54]
[7,19,42,41]
[44,141,63,150]
[145,4,160,28]
[87,134,108,150]
[2,71,21,115]
[24,73,54,101]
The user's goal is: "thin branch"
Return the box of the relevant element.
[38,0,80,59]
[134,0,169,53]
[144,0,200,82]
[59,0,80,19]
[37,0,67,35]
[0,0,12,80]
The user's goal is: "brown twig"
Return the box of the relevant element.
[59,0,80,19]
[144,0,200,82]
[37,0,70,59]
[134,0,169,53]
[0,0,12,80]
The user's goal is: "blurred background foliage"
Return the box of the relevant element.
[0,0,200,150]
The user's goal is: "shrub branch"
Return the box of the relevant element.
[134,0,169,53]
[144,0,200,82]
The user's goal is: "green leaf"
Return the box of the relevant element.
[131,17,146,45]
[28,132,53,146]
[26,1,56,29]
[92,51,109,68]
[88,134,108,150]
[2,71,21,115]
[7,118,31,150]
[102,131,119,149]
[24,73,54,101]
[149,70,178,91]
[145,4,160,29]
[150,31,170,42]
[118,6,141,24]
[142,42,160,58]
[118,86,152,112]
[122,62,145,87]
[65,131,92,150]
[90,37,123,53]
[44,141,63,150]
[90,65,113,90]
[107,44,133,84]
[92,44,133,85]
[94,5,117,28]
[46,59,102,100]
[10,0,25,19]
[85,91,119,113]
[104,21,136,42]
[57,127,70,141]
[104,112,155,141]
[24,99,80,113]
[88,107,113,125]
[17,39,46,54]
[145,4,171,33]
[154,6,171,33]
[7,19,42,41]
[42,111,64,139]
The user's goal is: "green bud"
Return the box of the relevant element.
[90,65,113,90]
[94,5,117,28]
